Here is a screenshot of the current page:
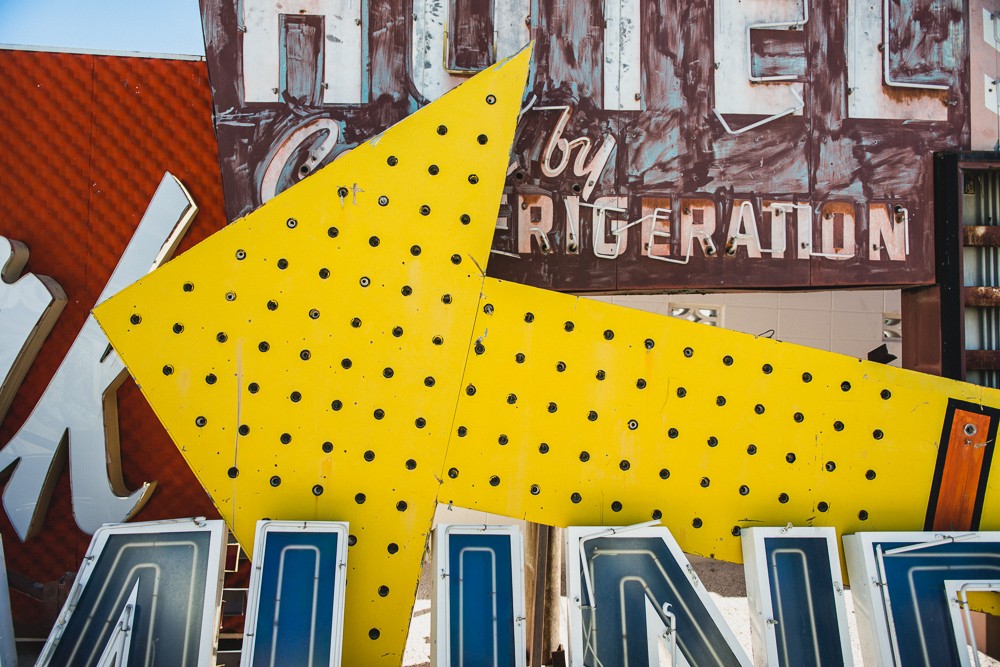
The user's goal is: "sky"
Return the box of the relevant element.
[0,0,205,56]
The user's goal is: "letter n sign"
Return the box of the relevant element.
[741,527,853,667]
[566,524,750,667]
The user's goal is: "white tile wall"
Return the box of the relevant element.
[830,310,883,342]
[722,306,779,337]
[832,290,884,313]
[779,291,833,311]
[779,307,833,340]
[601,290,903,367]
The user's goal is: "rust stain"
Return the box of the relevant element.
[965,286,1000,307]
[198,0,970,291]
[964,225,1000,247]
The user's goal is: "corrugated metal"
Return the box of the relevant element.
[963,170,1000,388]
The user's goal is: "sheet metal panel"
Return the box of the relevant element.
[95,49,530,666]
[199,0,968,291]
[440,277,1000,564]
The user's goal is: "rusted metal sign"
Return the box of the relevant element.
[199,0,969,291]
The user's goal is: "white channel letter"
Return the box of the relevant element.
[517,194,555,255]
[0,174,196,540]
[846,0,949,120]
[868,202,908,261]
[0,237,66,423]
[603,0,642,111]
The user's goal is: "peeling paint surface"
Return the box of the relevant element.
[200,0,971,291]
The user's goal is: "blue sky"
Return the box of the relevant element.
[0,0,205,56]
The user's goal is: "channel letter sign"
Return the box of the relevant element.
[431,524,526,667]
[241,520,350,667]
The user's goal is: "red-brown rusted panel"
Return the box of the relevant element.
[750,28,806,80]
[964,225,1000,246]
[448,0,495,71]
[964,286,1000,307]
[888,0,957,86]
[0,48,226,636]
[966,349,1000,370]
[199,0,968,292]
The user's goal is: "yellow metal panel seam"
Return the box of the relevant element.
[91,40,1000,663]
[94,46,532,666]
[439,278,1000,565]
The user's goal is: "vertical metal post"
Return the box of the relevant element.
[530,523,550,667]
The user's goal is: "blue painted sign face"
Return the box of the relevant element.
[432,525,526,667]
[242,521,349,667]
[763,537,844,666]
[845,531,1000,667]
[449,534,516,666]
[567,526,750,667]
[742,528,852,667]
[36,519,227,667]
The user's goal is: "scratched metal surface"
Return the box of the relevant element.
[0,49,227,636]
[199,0,970,291]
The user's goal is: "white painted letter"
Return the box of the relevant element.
[0,174,195,539]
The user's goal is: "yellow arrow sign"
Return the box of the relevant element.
[95,48,531,664]
[95,45,1000,665]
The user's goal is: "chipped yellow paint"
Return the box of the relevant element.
[94,47,531,666]
[441,279,1000,563]
[968,591,1000,616]
[96,41,1000,667]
